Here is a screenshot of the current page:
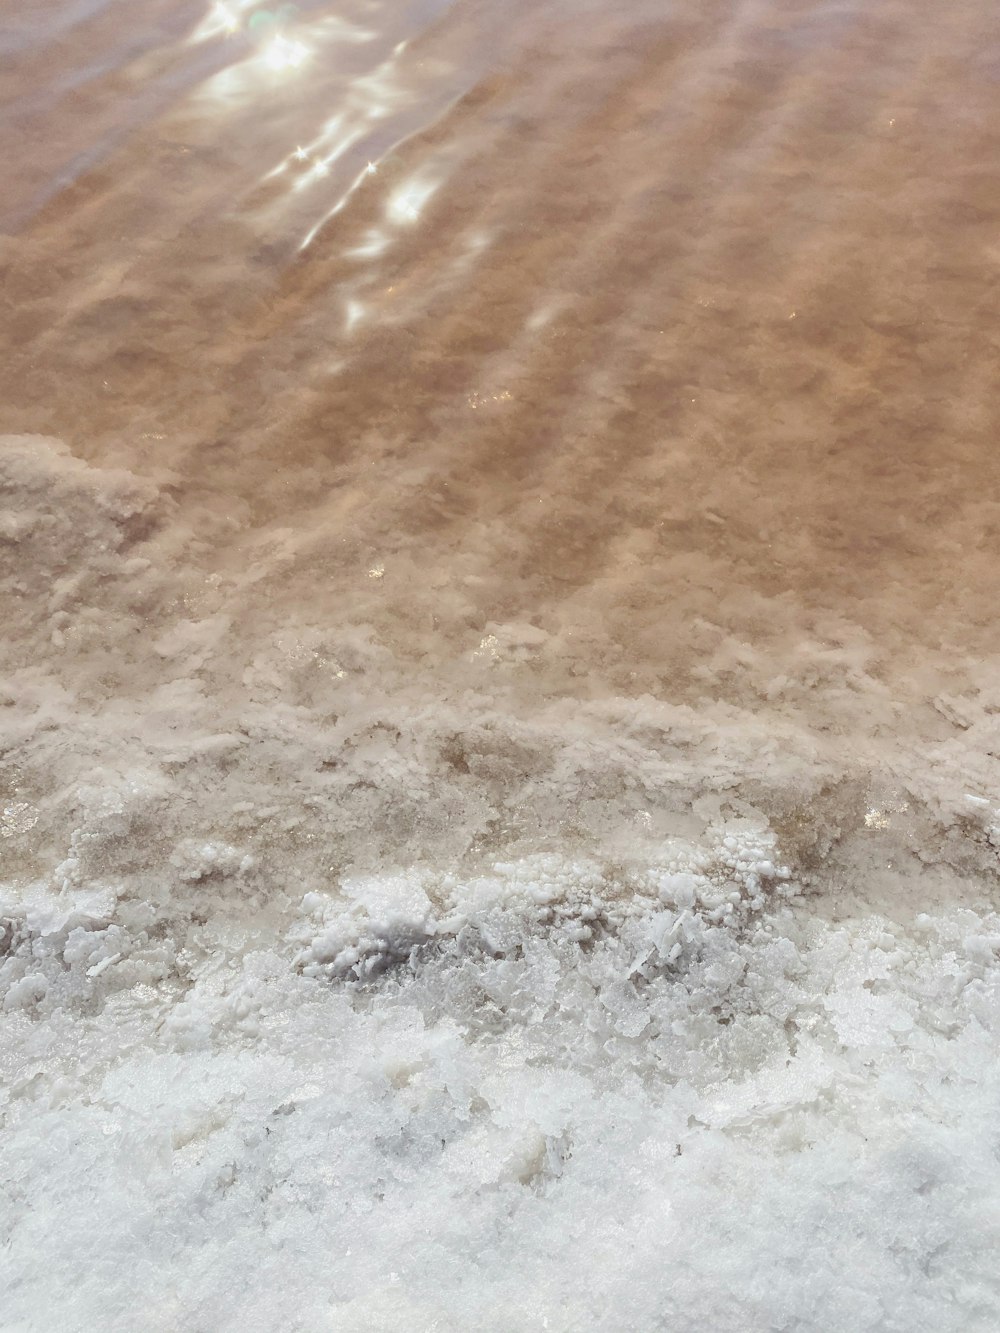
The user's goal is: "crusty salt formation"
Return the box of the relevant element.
[2,435,1000,1329]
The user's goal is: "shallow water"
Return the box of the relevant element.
[5,0,1000,709]
[3,1,1000,1328]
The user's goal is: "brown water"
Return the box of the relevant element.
[3,0,1000,874]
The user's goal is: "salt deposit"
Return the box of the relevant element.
[3,0,1000,1327]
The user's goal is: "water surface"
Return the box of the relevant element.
[4,0,999,721]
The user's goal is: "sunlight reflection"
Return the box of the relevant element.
[194,0,252,41]
[187,0,459,260]
[344,229,390,259]
[344,300,367,333]
[387,177,437,226]
[217,4,239,35]
[292,129,363,191]
[192,2,375,52]
[298,156,387,250]
[262,34,310,72]
[190,2,379,101]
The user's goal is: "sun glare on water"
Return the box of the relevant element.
[262,34,310,72]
